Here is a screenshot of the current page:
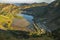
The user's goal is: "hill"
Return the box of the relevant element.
[22,1,60,31]
[0,3,30,31]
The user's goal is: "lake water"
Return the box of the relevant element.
[19,14,33,23]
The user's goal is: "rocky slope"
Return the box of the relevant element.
[22,0,60,32]
[43,1,60,31]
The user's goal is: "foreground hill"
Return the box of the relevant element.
[0,30,54,40]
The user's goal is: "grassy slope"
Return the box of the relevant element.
[0,3,29,30]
